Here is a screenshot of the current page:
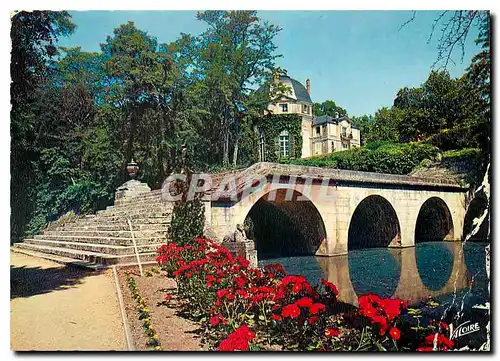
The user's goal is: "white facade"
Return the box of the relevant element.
[265,71,361,159]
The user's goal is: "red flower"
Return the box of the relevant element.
[235,325,255,341]
[295,297,314,308]
[425,333,454,349]
[308,316,319,325]
[216,289,229,299]
[372,315,389,334]
[282,304,301,318]
[272,314,282,321]
[325,328,341,337]
[379,298,403,320]
[210,315,220,327]
[321,279,339,296]
[164,294,172,302]
[309,303,326,314]
[389,327,401,341]
[232,276,247,288]
[236,289,248,299]
[440,321,449,331]
[292,282,302,293]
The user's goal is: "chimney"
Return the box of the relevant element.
[306,78,310,94]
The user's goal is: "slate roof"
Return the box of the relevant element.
[257,74,312,103]
[281,76,312,103]
[312,115,354,126]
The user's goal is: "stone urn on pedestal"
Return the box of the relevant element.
[114,159,151,202]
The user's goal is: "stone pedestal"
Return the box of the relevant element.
[115,179,151,201]
[221,240,258,268]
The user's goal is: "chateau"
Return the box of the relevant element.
[262,70,361,160]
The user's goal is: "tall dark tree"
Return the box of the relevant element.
[10,11,75,241]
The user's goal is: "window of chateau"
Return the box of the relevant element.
[279,130,290,157]
[280,103,288,112]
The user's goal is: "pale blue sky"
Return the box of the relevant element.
[57,10,481,116]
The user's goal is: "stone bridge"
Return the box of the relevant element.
[197,162,468,257]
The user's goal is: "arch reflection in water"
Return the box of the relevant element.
[317,242,470,307]
[415,242,454,290]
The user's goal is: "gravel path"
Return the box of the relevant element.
[10,252,127,351]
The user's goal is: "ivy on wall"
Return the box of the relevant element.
[254,113,303,162]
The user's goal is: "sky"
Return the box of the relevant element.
[56,10,481,117]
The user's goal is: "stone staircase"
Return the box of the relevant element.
[12,189,173,269]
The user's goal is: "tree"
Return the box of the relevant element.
[465,12,490,112]
[369,107,402,143]
[176,11,282,167]
[100,22,190,186]
[313,100,348,117]
[393,70,483,140]
[351,114,374,145]
[10,11,76,241]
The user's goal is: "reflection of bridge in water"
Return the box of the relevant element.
[318,242,470,307]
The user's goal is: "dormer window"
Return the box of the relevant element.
[280,103,288,112]
[302,104,309,114]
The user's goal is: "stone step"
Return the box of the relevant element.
[11,246,107,270]
[23,238,163,255]
[69,217,171,227]
[41,229,167,238]
[13,243,158,266]
[58,224,169,232]
[113,197,173,206]
[98,203,173,213]
[32,234,164,246]
[95,210,172,219]
[114,193,164,204]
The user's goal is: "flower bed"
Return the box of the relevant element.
[126,272,162,350]
[156,237,455,352]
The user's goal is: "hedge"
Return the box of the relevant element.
[290,142,439,175]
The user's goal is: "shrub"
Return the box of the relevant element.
[292,142,439,175]
[168,199,205,246]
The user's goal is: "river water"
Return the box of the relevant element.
[258,241,489,309]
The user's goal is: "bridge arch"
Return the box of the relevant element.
[241,187,328,258]
[415,197,454,243]
[347,195,401,250]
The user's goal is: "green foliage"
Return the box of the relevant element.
[313,100,347,117]
[441,148,481,161]
[394,71,485,140]
[255,114,303,162]
[10,10,76,241]
[175,11,282,167]
[168,199,206,246]
[466,11,490,107]
[424,122,490,151]
[291,142,439,175]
